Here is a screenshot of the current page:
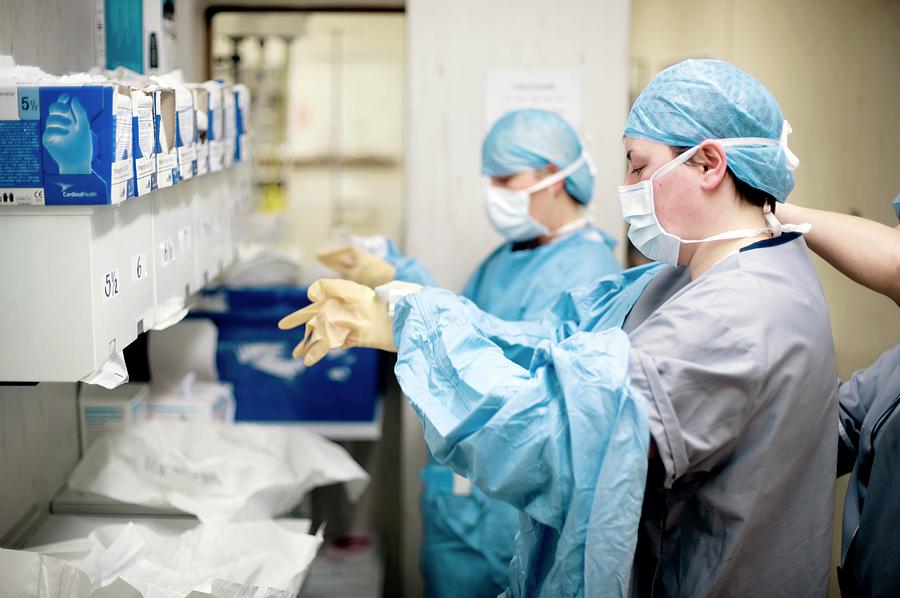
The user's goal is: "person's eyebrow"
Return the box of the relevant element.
[626,150,634,162]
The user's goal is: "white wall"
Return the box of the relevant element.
[406,1,631,291]
[0,384,80,542]
[0,0,97,74]
[404,1,631,594]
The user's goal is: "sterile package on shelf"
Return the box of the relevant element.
[233,84,250,163]
[129,86,156,197]
[188,84,209,176]
[192,171,234,287]
[202,80,225,172]
[150,183,195,331]
[67,419,369,521]
[222,83,236,168]
[228,162,253,245]
[164,78,197,182]
[0,548,99,598]
[14,519,322,598]
[79,383,148,451]
[150,85,178,188]
[146,375,235,422]
[0,81,135,206]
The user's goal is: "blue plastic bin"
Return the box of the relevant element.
[188,287,382,422]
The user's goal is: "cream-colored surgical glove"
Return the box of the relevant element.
[278,279,397,366]
[316,245,397,288]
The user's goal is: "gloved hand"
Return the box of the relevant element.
[42,93,94,174]
[278,279,397,366]
[316,245,397,288]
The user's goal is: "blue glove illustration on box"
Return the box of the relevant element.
[41,93,93,175]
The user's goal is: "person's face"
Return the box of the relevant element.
[490,171,540,191]
[623,137,710,241]
[490,169,564,226]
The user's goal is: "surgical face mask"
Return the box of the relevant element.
[617,123,805,266]
[485,151,592,242]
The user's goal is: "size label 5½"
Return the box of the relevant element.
[102,269,121,303]
[160,239,175,266]
[132,253,149,283]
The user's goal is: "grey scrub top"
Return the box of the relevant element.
[836,343,900,597]
[625,233,839,597]
[622,266,691,334]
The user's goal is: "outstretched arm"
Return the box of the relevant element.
[778,203,900,305]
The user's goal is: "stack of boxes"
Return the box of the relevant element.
[0,72,249,206]
[78,381,236,451]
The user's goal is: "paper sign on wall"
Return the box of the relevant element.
[484,71,583,132]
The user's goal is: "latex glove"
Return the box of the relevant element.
[278,279,396,366]
[316,245,397,288]
[42,93,94,174]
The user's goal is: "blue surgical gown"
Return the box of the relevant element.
[402,227,622,597]
[396,264,665,597]
[388,227,620,315]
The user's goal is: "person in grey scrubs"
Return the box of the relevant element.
[836,344,900,597]
[281,60,840,596]
[616,59,839,597]
[779,199,900,596]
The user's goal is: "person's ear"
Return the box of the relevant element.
[541,164,566,196]
[695,141,728,192]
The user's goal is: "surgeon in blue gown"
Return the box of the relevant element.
[283,60,839,597]
[316,108,622,598]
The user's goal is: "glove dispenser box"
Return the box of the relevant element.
[191,173,233,289]
[0,200,153,382]
[230,161,253,246]
[0,83,135,206]
[150,184,195,331]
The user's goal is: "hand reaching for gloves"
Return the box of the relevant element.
[316,245,397,288]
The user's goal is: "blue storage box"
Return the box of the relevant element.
[188,287,382,422]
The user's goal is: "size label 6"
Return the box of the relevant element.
[178,227,192,251]
[132,253,149,282]
[102,269,120,302]
[199,218,213,240]
[160,239,175,266]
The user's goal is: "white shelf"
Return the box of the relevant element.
[50,486,190,518]
[24,514,312,548]
[0,165,251,383]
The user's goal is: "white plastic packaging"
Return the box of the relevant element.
[67,419,369,521]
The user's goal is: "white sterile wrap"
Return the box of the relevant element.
[67,420,369,521]
[19,520,322,598]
